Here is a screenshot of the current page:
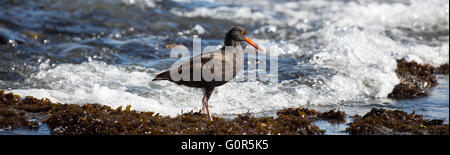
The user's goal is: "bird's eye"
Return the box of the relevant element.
[240,31,246,35]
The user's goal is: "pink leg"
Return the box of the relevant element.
[201,95,207,114]
[205,100,212,121]
[202,87,214,121]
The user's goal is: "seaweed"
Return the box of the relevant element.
[46,105,325,135]
[276,107,347,123]
[276,107,320,120]
[318,109,347,123]
[0,105,39,130]
[431,63,449,74]
[388,58,448,100]
[1,90,325,135]
[0,90,53,130]
[346,108,449,135]
[2,90,447,135]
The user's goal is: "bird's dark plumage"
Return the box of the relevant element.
[152,26,260,121]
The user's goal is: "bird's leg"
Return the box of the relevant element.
[204,87,214,121]
[201,89,207,114]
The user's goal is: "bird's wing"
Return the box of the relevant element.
[172,51,219,74]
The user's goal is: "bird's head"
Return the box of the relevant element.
[226,26,262,51]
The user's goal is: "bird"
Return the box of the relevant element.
[152,26,261,121]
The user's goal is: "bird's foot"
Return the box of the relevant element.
[207,113,213,121]
[200,109,207,115]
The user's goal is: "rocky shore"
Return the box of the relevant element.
[1,90,448,135]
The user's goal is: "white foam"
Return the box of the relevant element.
[10,60,307,116]
[12,61,179,116]
[11,86,178,115]
[171,0,449,29]
[192,24,206,34]
[121,0,160,8]
[252,39,306,57]
[171,6,268,23]
[333,0,449,30]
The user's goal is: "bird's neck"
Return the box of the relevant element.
[222,37,241,50]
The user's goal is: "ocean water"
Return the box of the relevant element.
[0,0,448,134]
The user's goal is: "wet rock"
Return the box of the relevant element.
[346,108,449,135]
[388,58,443,100]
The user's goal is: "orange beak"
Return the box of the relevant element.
[245,37,263,52]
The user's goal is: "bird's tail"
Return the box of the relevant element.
[152,70,171,81]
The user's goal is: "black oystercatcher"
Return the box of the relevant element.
[152,26,261,121]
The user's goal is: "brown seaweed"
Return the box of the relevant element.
[347,108,448,135]
[2,90,447,135]
[1,90,324,135]
[276,107,347,123]
[388,58,448,100]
